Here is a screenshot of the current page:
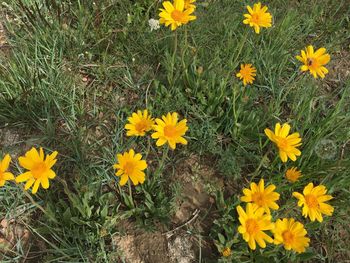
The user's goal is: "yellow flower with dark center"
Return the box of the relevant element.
[237,203,274,250]
[151,112,188,150]
[113,149,147,186]
[0,154,15,187]
[125,110,154,137]
[236,64,256,86]
[293,183,334,222]
[296,45,330,79]
[272,218,310,253]
[243,2,272,34]
[285,167,302,182]
[16,147,58,194]
[159,0,196,31]
[241,179,280,214]
[222,247,231,257]
[264,123,302,162]
[184,0,196,9]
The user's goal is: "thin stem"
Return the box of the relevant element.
[127,179,135,208]
[158,145,169,173]
[151,145,169,189]
[231,30,249,72]
[181,27,188,71]
[169,31,178,85]
[20,185,59,224]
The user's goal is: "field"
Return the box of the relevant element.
[0,0,349,262]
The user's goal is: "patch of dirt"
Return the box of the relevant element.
[111,155,224,263]
[0,127,30,158]
[114,231,170,263]
[0,218,31,259]
[323,49,350,92]
[113,228,196,263]
[172,155,223,227]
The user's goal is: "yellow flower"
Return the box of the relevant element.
[296,45,330,79]
[293,183,334,222]
[272,218,310,253]
[222,247,231,257]
[0,154,15,187]
[285,167,302,182]
[125,110,154,137]
[264,123,302,162]
[236,64,256,86]
[184,0,196,9]
[113,149,147,186]
[151,112,188,150]
[241,179,280,214]
[237,203,274,250]
[243,2,272,34]
[159,0,196,31]
[16,147,58,194]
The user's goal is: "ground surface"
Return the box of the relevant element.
[0,0,349,262]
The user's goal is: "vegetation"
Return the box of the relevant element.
[0,0,349,262]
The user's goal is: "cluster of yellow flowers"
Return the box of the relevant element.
[113,110,188,186]
[237,179,334,253]
[236,2,330,86]
[233,121,334,253]
[0,148,58,194]
[159,1,331,84]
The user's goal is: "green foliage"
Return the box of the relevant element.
[0,0,349,262]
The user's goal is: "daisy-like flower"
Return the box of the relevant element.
[151,112,188,150]
[113,149,147,186]
[221,247,231,257]
[273,218,310,253]
[184,0,196,9]
[264,123,302,163]
[296,46,330,79]
[0,154,15,187]
[293,183,334,222]
[125,110,154,137]
[243,2,272,34]
[241,179,280,214]
[16,147,58,194]
[236,203,274,250]
[159,0,196,31]
[286,167,302,183]
[236,64,257,86]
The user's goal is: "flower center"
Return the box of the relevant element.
[135,120,148,133]
[164,125,177,138]
[124,161,136,175]
[240,68,252,79]
[282,230,295,244]
[307,58,319,69]
[251,14,260,23]
[276,137,289,150]
[246,219,259,235]
[171,10,186,22]
[252,192,265,206]
[32,162,47,179]
[305,194,319,208]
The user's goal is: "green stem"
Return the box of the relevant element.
[251,150,270,181]
[127,179,135,208]
[154,146,169,179]
[159,146,169,173]
[169,31,178,85]
[181,27,188,71]
[231,30,249,71]
[20,185,59,224]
